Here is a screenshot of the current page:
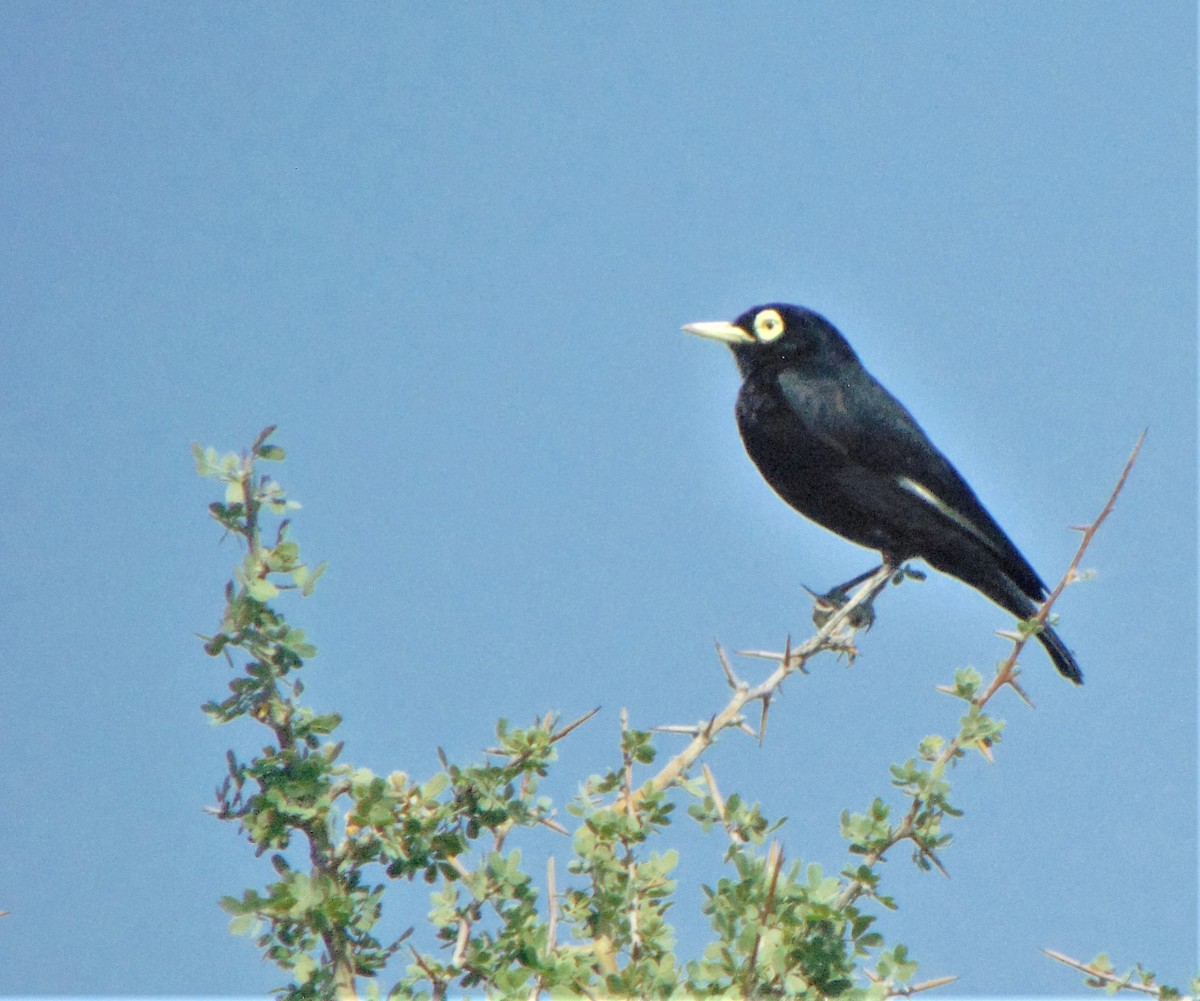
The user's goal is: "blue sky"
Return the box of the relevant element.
[1,3,1195,995]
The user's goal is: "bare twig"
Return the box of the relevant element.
[409,946,446,1001]
[620,708,635,818]
[551,706,601,744]
[916,837,949,879]
[653,723,707,736]
[537,816,569,836]
[702,763,745,845]
[865,971,959,996]
[451,916,471,967]
[485,706,600,758]
[744,841,785,995]
[546,856,558,951]
[715,641,740,689]
[903,975,960,994]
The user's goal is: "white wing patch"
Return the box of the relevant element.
[896,476,995,551]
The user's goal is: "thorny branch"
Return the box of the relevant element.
[1042,948,1191,1000]
[834,431,1146,912]
[870,973,961,996]
[627,432,1142,918]
[622,561,897,808]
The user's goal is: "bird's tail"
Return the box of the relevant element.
[1036,621,1083,685]
[990,576,1084,684]
[928,552,1083,684]
[985,574,1084,684]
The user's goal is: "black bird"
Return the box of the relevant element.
[684,303,1082,684]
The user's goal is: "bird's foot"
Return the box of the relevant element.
[805,561,924,630]
[805,582,877,631]
[804,564,885,630]
[892,564,926,586]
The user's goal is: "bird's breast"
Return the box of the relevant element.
[735,374,846,473]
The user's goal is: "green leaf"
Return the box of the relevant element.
[246,578,279,601]
[298,561,327,596]
[422,772,450,798]
[228,912,256,936]
[192,443,218,476]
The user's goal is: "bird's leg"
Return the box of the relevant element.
[805,565,885,630]
[805,559,911,630]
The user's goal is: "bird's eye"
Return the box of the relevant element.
[753,309,785,342]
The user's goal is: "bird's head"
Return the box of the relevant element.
[683,303,858,377]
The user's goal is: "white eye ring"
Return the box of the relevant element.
[753,309,785,342]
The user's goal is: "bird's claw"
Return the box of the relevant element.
[804,581,877,631]
[893,564,926,585]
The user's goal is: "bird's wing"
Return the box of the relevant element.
[775,367,1047,597]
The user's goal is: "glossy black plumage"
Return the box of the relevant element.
[684,303,1081,683]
